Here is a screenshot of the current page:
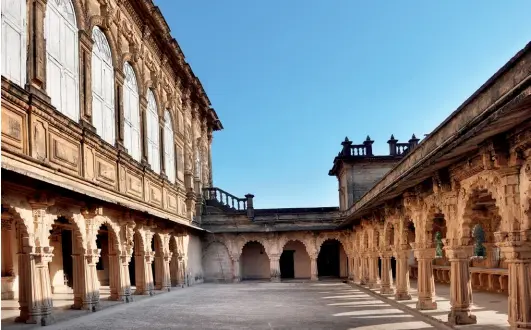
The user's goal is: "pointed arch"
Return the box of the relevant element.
[45,0,80,121]
[146,89,161,173]
[164,110,176,182]
[123,61,141,161]
[91,25,115,145]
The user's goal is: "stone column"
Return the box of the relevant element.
[360,254,369,285]
[114,68,126,151]
[496,232,531,329]
[367,252,381,289]
[310,255,318,281]
[170,253,180,287]
[26,0,50,101]
[347,256,354,282]
[395,248,412,300]
[161,252,172,291]
[72,248,101,311]
[352,254,360,284]
[108,248,132,303]
[413,245,437,310]
[445,244,476,325]
[270,254,281,282]
[380,252,394,294]
[207,129,214,187]
[134,249,154,296]
[17,201,56,324]
[119,252,133,302]
[233,257,241,282]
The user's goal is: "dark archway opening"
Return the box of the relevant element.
[317,240,340,277]
[391,256,397,280]
[280,251,295,279]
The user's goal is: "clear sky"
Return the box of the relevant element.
[156,0,531,209]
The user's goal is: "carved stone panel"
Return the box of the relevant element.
[125,171,143,199]
[95,157,117,187]
[1,107,26,153]
[49,133,80,174]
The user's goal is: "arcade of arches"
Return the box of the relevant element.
[202,233,350,283]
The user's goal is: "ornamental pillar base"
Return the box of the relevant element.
[448,309,477,325]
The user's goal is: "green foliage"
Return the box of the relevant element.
[472,225,486,257]
[434,231,443,258]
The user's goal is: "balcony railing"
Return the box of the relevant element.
[202,187,247,211]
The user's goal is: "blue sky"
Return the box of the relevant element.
[157,0,531,209]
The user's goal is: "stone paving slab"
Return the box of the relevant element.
[363,280,509,330]
[3,282,441,330]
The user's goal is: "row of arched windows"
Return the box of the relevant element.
[1,0,178,183]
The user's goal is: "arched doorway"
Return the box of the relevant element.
[280,240,310,279]
[240,241,269,280]
[317,239,347,278]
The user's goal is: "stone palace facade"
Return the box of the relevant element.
[1,0,530,329]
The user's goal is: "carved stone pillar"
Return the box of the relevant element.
[134,249,154,296]
[380,252,394,294]
[108,248,132,303]
[79,30,95,128]
[270,254,281,282]
[170,253,180,287]
[178,256,186,285]
[367,252,381,289]
[496,231,531,329]
[445,244,476,325]
[17,246,55,325]
[347,255,354,281]
[233,257,241,282]
[114,68,126,150]
[310,255,318,281]
[139,96,149,165]
[352,254,360,283]
[161,252,172,291]
[360,254,369,285]
[395,248,412,300]
[72,248,101,311]
[26,0,50,101]
[412,245,437,310]
[16,202,55,325]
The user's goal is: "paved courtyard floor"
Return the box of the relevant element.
[4,281,442,330]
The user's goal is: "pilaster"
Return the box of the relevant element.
[114,68,126,151]
[26,0,50,102]
[367,252,381,289]
[79,30,95,129]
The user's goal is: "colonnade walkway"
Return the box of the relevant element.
[359,280,509,329]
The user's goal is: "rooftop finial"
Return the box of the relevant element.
[390,134,395,140]
[366,135,371,141]
[412,134,417,139]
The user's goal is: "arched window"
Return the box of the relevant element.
[45,0,79,121]
[1,0,26,86]
[91,26,115,145]
[163,111,176,183]
[123,62,141,161]
[146,90,160,173]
